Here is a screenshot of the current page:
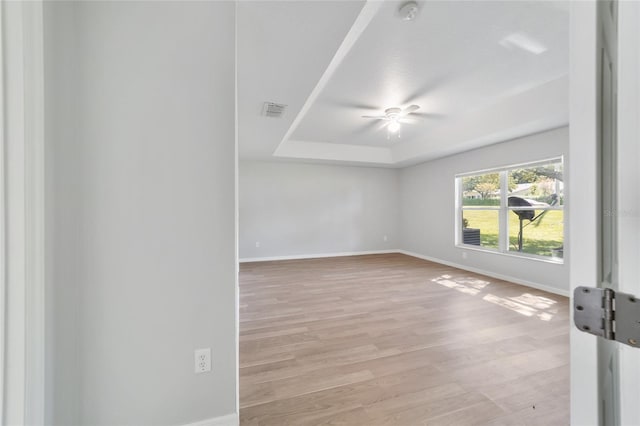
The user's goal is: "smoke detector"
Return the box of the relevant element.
[398,1,419,21]
[262,102,287,118]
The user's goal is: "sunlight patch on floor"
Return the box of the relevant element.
[431,274,558,321]
[431,274,491,295]
[483,293,557,321]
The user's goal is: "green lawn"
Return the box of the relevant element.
[463,210,564,257]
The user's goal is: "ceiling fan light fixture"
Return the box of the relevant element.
[361,104,425,139]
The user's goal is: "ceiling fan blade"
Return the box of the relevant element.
[361,115,388,120]
[324,100,380,111]
[412,112,445,119]
[402,104,420,115]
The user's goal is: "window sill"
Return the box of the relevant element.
[455,243,565,265]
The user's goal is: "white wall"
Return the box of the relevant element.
[44,2,237,425]
[399,127,569,294]
[239,161,399,260]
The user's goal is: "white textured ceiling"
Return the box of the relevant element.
[238,0,569,167]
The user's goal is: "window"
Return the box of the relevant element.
[456,158,564,262]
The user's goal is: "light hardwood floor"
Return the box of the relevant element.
[239,253,569,426]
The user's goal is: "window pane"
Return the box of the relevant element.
[461,173,501,207]
[462,210,499,249]
[508,209,564,258]
[508,161,564,205]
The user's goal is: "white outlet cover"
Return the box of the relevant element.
[194,348,211,374]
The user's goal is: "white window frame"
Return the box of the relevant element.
[455,157,565,264]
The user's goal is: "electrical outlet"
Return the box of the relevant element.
[462,251,468,260]
[383,235,388,242]
[255,241,260,248]
[194,348,211,374]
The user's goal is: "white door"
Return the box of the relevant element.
[570,1,640,425]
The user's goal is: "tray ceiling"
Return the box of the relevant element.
[238,0,569,167]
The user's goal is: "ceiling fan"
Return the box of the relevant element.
[361,104,421,137]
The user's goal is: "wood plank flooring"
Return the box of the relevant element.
[239,253,569,426]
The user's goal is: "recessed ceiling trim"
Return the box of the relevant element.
[273,0,384,157]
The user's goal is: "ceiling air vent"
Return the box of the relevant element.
[262,102,287,118]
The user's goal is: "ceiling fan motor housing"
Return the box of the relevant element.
[385,107,402,118]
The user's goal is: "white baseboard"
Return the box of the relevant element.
[239,249,399,263]
[398,250,570,297]
[182,413,238,426]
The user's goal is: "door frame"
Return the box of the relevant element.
[570,1,640,424]
[1,1,46,424]
[613,1,640,424]
[569,1,599,424]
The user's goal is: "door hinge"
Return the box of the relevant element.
[574,286,640,348]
